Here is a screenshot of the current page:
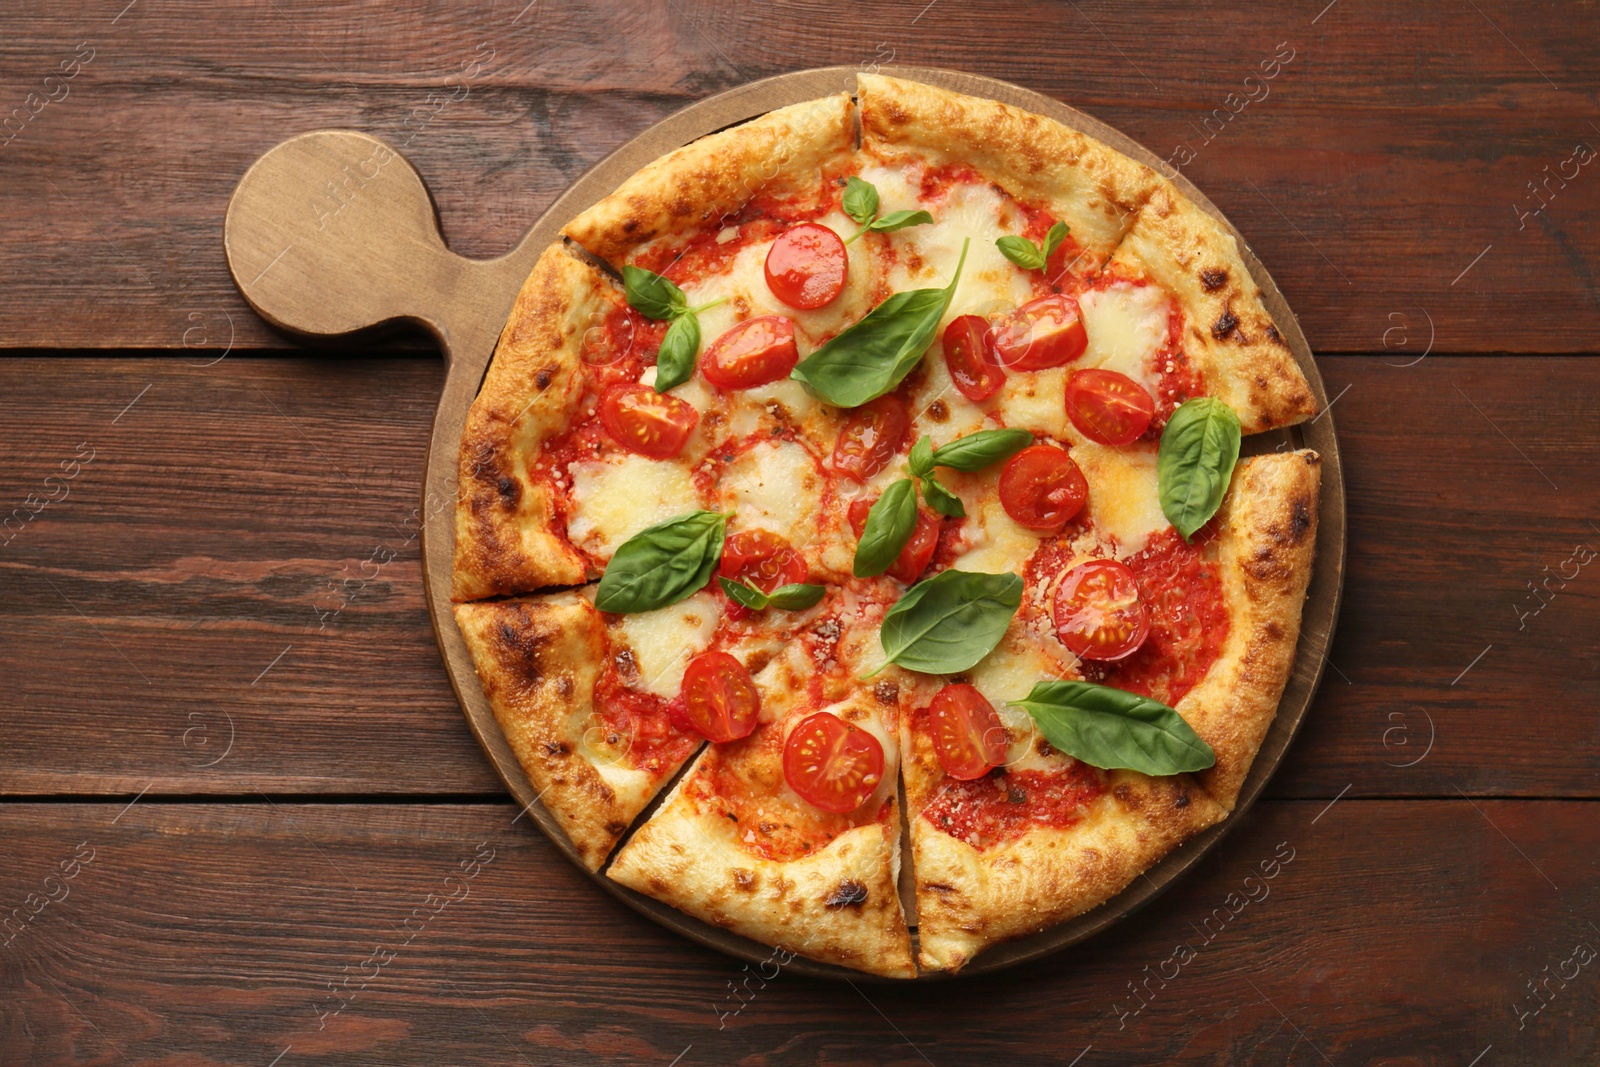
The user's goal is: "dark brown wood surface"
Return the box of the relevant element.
[3,0,1598,1062]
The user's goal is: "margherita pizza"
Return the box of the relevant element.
[451,74,1321,977]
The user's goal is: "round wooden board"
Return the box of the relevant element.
[227,65,1345,982]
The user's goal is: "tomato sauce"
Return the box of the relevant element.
[591,673,701,778]
[1147,305,1204,433]
[919,762,1107,850]
[1094,529,1228,706]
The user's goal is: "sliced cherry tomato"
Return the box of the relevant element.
[676,651,761,743]
[765,222,848,310]
[848,497,939,584]
[998,444,1088,532]
[927,684,1007,780]
[701,315,799,390]
[718,529,808,619]
[991,294,1089,371]
[782,711,884,813]
[598,383,698,459]
[1052,557,1150,662]
[832,396,909,482]
[1064,368,1155,446]
[942,314,1006,402]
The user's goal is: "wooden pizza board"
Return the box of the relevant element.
[222,66,1346,981]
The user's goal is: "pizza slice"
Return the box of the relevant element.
[606,587,916,978]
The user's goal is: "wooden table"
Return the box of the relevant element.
[3,2,1597,1063]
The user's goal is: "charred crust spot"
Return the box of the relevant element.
[824,880,870,909]
[605,820,628,837]
[647,875,668,894]
[1006,786,1027,805]
[732,868,756,891]
[542,740,569,757]
[613,648,639,680]
[1200,268,1229,292]
[1266,323,1285,345]
[1175,792,1192,809]
[495,475,520,507]
[1290,498,1313,541]
[557,675,575,700]
[1212,308,1240,340]
[923,882,957,894]
[874,680,899,705]
[1037,740,1056,757]
[927,399,949,422]
[534,365,555,391]
[622,219,639,235]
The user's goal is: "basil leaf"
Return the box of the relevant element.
[1041,220,1069,260]
[996,234,1046,271]
[766,583,826,610]
[842,176,879,226]
[1009,680,1215,775]
[853,478,917,578]
[908,434,935,478]
[719,576,769,611]
[869,209,934,233]
[596,511,726,613]
[791,239,969,407]
[653,313,700,393]
[920,473,966,518]
[877,569,1022,675]
[929,428,1033,472]
[1158,397,1242,540]
[622,265,687,321]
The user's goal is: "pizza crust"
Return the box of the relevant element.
[452,242,620,600]
[1109,185,1319,433]
[606,751,916,979]
[856,73,1161,271]
[561,93,857,266]
[454,592,700,870]
[905,762,1225,973]
[1177,449,1322,809]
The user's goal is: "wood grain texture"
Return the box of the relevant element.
[1,800,1595,1065]
[2,0,1598,352]
[0,354,1593,799]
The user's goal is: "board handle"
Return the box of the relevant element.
[224,129,539,362]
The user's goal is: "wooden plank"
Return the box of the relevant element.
[1,1,1597,352]
[0,354,1595,797]
[0,800,1594,1063]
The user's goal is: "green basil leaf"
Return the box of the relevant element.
[877,569,1022,675]
[1157,397,1242,540]
[908,434,935,478]
[920,473,966,518]
[929,428,1033,472]
[996,234,1045,271]
[853,478,917,578]
[1009,680,1215,775]
[622,265,687,321]
[1041,221,1070,260]
[653,313,700,393]
[842,176,879,226]
[765,583,826,610]
[869,209,934,233]
[596,511,726,613]
[719,576,770,611]
[790,239,969,407]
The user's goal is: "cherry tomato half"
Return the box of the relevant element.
[848,497,939,584]
[598,383,698,459]
[765,222,848,310]
[927,683,1007,780]
[998,444,1088,532]
[942,314,1006,402]
[676,651,761,743]
[718,529,808,620]
[782,711,885,813]
[1064,368,1155,446]
[701,315,799,390]
[1052,557,1150,662]
[832,396,909,482]
[991,294,1089,371]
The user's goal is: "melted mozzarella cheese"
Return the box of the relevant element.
[613,590,720,698]
[994,366,1069,439]
[567,454,704,560]
[1073,441,1171,557]
[951,493,1042,576]
[1079,282,1170,394]
[719,439,823,538]
[905,350,991,448]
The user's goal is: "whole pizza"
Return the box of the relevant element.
[450,74,1320,977]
